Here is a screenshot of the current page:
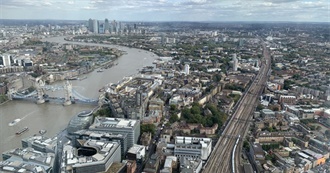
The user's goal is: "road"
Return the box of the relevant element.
[203,42,271,173]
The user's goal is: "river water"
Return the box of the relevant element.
[0,36,158,157]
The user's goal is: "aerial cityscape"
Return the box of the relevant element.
[1,1,330,173]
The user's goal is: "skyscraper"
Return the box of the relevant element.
[88,18,93,32]
[98,22,104,34]
[104,18,110,33]
[93,19,98,34]
[118,22,122,33]
[112,20,117,34]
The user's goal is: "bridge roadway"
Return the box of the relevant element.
[203,43,271,173]
[11,88,99,105]
[12,96,99,105]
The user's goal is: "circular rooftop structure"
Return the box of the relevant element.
[67,110,94,135]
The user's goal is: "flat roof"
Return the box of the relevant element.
[302,149,323,159]
[92,117,138,129]
[128,145,144,154]
[64,140,120,168]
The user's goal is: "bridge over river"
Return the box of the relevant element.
[8,78,100,106]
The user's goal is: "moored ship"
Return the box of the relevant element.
[39,129,47,135]
[16,127,29,135]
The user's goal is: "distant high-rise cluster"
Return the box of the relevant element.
[88,18,139,34]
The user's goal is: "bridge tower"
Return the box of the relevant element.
[36,78,45,104]
[63,80,73,106]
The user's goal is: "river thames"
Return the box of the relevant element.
[0,36,158,157]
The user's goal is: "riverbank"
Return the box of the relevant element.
[0,99,10,105]
[1,35,159,158]
[0,94,9,105]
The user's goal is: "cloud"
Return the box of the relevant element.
[265,0,300,3]
[0,0,328,22]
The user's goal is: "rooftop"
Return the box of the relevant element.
[90,117,138,129]
[128,144,145,155]
[63,139,120,169]
[1,147,54,172]
[180,157,202,173]
[22,135,57,152]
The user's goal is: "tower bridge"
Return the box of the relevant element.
[8,79,99,106]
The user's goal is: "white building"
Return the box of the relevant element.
[127,144,146,160]
[174,136,212,161]
[184,64,190,75]
[62,140,121,173]
[89,117,140,149]
[0,54,11,67]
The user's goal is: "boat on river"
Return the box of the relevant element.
[65,77,78,80]
[39,129,47,135]
[79,76,87,81]
[9,119,21,126]
[99,87,105,92]
[16,127,29,135]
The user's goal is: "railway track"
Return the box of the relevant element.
[203,43,271,173]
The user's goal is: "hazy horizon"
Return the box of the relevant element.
[0,0,329,22]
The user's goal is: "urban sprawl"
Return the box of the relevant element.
[0,19,330,173]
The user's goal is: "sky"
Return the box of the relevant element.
[0,0,329,22]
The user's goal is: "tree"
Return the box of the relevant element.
[190,104,201,115]
[272,107,279,111]
[283,80,294,90]
[292,74,301,80]
[262,143,279,151]
[170,104,178,112]
[182,108,192,119]
[0,94,8,103]
[169,114,179,123]
[94,106,112,117]
[213,74,222,82]
[243,140,250,152]
[141,124,156,135]
[256,104,264,111]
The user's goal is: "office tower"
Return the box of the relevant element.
[99,22,104,34]
[104,18,110,33]
[93,19,98,33]
[232,54,238,71]
[88,18,93,32]
[112,20,117,33]
[89,117,140,149]
[117,22,122,33]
